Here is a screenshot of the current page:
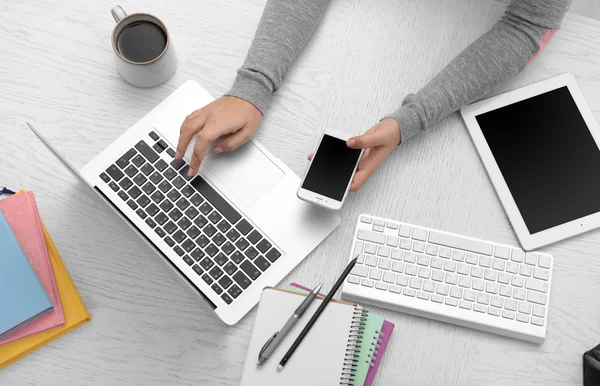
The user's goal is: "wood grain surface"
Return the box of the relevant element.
[1,0,599,385]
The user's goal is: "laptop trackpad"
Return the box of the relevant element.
[203,142,284,208]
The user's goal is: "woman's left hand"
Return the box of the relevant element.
[308,118,401,191]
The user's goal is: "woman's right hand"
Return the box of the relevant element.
[176,96,262,177]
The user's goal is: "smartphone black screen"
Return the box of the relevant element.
[301,134,362,201]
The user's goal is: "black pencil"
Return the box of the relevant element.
[277,256,359,370]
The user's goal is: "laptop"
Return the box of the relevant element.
[28,80,340,325]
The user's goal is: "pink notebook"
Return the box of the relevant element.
[289,283,394,386]
[0,191,65,344]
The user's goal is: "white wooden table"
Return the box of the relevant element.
[1,0,599,384]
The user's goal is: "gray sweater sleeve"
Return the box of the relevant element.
[226,0,570,143]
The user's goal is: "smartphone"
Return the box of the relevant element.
[297,129,363,210]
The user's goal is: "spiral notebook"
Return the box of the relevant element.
[240,287,394,386]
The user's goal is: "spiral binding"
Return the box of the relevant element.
[340,307,369,385]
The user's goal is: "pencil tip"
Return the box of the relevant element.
[277,365,283,371]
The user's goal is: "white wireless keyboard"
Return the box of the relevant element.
[341,215,553,343]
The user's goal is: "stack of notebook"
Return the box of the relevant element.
[0,190,91,369]
[241,285,394,385]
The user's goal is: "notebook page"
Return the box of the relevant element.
[241,288,356,386]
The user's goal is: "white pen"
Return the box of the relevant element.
[257,283,322,367]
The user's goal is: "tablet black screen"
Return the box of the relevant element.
[475,86,600,234]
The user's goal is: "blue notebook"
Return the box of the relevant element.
[0,212,53,340]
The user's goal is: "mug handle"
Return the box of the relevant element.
[111,5,127,23]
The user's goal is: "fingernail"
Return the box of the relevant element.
[187,168,194,177]
[214,147,223,154]
[175,151,181,159]
[347,139,356,147]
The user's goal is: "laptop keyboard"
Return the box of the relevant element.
[98,130,282,305]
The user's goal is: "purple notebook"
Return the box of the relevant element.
[289,283,394,386]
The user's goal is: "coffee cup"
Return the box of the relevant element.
[111,5,177,87]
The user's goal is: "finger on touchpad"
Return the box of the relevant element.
[203,142,284,208]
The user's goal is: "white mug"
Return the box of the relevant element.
[110,5,177,87]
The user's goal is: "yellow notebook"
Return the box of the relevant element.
[0,222,91,369]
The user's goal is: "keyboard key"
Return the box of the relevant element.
[266,248,281,262]
[256,239,272,254]
[182,239,195,253]
[135,208,147,219]
[230,251,245,264]
[154,212,168,226]
[228,284,242,299]
[533,267,550,281]
[145,217,156,229]
[361,279,374,288]
[245,246,259,260]
[254,256,271,271]
[465,253,478,264]
[177,216,192,231]
[233,237,250,252]
[100,172,111,183]
[357,229,386,245]
[166,148,176,158]
[176,197,190,210]
[173,231,186,244]
[173,246,185,256]
[412,242,425,253]
[399,238,412,250]
[199,202,213,215]
[526,291,546,305]
[211,283,223,295]
[187,225,201,240]
[192,264,203,275]
[525,278,548,293]
[445,298,458,307]
[191,176,242,224]
[160,200,174,213]
[119,177,133,191]
[148,131,159,141]
[106,164,124,181]
[396,275,408,287]
[128,186,142,199]
[179,165,194,181]
[194,215,208,229]
[218,275,233,290]
[223,262,237,275]
[221,293,233,304]
[525,252,537,266]
[135,140,159,163]
[133,173,147,186]
[185,206,199,220]
[127,200,138,210]
[163,221,177,234]
[495,245,510,260]
[208,211,222,224]
[205,243,219,257]
[213,233,227,247]
[214,252,228,266]
[158,180,172,193]
[149,172,162,184]
[124,164,137,178]
[164,168,177,181]
[209,266,224,280]
[452,250,465,262]
[221,241,236,255]
[141,163,155,176]
[196,234,210,248]
[170,158,186,170]
[172,176,186,189]
[183,255,194,266]
[492,259,505,271]
[152,143,164,153]
[538,254,551,269]
[191,248,205,262]
[190,193,204,207]
[411,228,427,241]
[168,208,183,222]
[204,224,217,237]
[199,257,214,270]
[233,271,252,289]
[167,189,182,202]
[164,236,175,247]
[132,154,145,167]
[428,231,493,256]
[116,148,137,168]
[117,190,128,201]
[520,265,533,277]
[247,230,262,244]
[240,260,261,280]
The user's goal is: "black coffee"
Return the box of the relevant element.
[117,21,167,63]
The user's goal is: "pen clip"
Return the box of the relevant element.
[259,332,279,357]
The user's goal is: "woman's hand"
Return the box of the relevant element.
[308,118,400,191]
[176,96,262,177]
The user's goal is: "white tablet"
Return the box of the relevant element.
[461,73,600,250]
